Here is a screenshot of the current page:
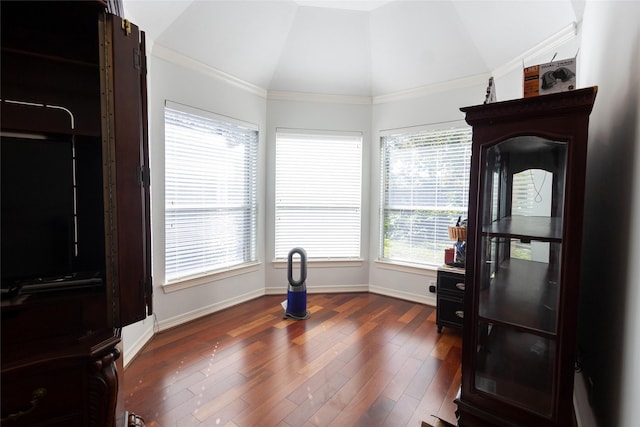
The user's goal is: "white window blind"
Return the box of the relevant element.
[380,125,472,265]
[164,102,258,282]
[275,129,362,260]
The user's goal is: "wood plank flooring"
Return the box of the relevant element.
[123,293,462,427]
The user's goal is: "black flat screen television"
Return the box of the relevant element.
[1,133,104,292]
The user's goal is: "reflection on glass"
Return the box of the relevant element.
[475,322,555,416]
[479,237,561,334]
[512,169,552,261]
[474,136,567,417]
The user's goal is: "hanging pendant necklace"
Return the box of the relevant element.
[529,169,546,203]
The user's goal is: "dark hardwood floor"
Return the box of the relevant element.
[123,293,462,427]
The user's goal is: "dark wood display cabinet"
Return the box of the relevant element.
[455,87,597,427]
[436,267,465,333]
[1,2,151,426]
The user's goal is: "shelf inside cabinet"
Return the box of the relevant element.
[0,2,101,65]
[483,216,562,242]
[1,47,99,69]
[479,258,559,336]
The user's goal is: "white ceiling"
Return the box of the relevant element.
[123,0,583,97]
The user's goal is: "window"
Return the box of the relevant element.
[164,102,258,282]
[275,129,362,260]
[380,124,472,265]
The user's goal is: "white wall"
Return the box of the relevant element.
[122,50,269,365]
[575,1,640,426]
[367,22,579,303]
[265,97,372,293]
[369,82,487,305]
[149,53,268,321]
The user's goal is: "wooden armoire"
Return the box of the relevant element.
[1,1,152,425]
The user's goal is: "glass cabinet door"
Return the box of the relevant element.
[473,136,567,416]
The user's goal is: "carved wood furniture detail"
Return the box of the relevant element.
[1,2,151,425]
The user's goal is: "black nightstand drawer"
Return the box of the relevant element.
[436,268,465,332]
[437,295,464,329]
[438,271,466,294]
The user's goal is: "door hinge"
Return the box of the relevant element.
[121,18,132,35]
[144,276,153,316]
[137,165,151,187]
[134,48,141,70]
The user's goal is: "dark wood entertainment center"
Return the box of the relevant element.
[1,2,151,425]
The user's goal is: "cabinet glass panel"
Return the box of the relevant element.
[475,321,555,416]
[481,136,567,233]
[475,136,566,416]
[478,237,561,333]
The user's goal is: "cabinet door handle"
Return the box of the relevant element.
[1,387,47,422]
[455,282,465,291]
[455,310,464,318]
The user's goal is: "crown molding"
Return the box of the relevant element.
[151,21,578,106]
[151,42,485,106]
[372,73,491,105]
[152,44,268,98]
[267,90,372,105]
[269,73,491,105]
[493,21,579,78]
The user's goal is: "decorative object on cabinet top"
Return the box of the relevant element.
[462,85,597,124]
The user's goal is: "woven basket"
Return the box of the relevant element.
[448,226,467,241]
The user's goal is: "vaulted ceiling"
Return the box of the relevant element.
[123,0,584,97]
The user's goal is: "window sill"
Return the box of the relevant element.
[162,262,261,293]
[374,259,439,274]
[271,258,364,269]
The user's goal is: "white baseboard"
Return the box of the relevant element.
[369,284,436,307]
[574,371,598,427]
[123,284,435,367]
[264,284,369,295]
[157,288,266,332]
[123,288,265,366]
[122,323,154,369]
